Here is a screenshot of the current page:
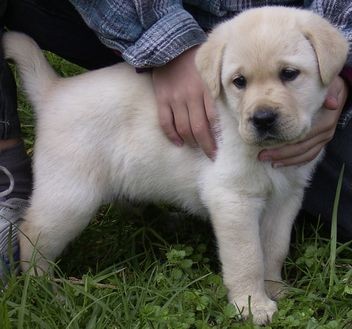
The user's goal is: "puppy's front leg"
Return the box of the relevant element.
[207,190,277,324]
[261,188,304,300]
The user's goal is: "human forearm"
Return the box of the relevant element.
[69,0,207,68]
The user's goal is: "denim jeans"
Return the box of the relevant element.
[1,0,351,240]
[0,36,20,140]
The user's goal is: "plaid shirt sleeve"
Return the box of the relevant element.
[305,0,352,127]
[69,0,207,68]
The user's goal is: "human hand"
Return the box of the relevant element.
[152,46,217,159]
[258,76,348,167]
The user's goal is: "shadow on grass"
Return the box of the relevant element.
[59,202,219,276]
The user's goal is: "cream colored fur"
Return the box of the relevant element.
[3,7,348,325]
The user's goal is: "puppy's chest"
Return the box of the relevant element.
[261,163,310,197]
[231,162,306,198]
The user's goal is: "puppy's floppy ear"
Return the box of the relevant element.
[195,23,228,98]
[299,12,349,86]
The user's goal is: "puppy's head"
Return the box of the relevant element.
[196,7,349,146]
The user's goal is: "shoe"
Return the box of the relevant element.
[0,166,29,284]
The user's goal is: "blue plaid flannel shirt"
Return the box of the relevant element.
[70,0,352,68]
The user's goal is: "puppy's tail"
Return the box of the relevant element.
[2,31,58,106]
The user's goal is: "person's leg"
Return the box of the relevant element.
[0,25,32,283]
[302,122,352,241]
[5,0,122,70]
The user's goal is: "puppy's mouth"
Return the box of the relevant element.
[253,131,288,147]
[240,127,290,147]
[244,109,295,146]
[240,113,310,147]
[253,127,308,147]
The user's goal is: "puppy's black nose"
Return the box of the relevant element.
[251,109,278,132]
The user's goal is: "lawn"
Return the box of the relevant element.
[1,54,351,329]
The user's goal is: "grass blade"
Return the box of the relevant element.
[328,164,345,297]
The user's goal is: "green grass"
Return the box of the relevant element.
[1,54,352,328]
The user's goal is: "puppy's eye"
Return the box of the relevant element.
[280,68,300,82]
[232,75,247,89]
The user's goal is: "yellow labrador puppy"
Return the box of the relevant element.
[4,7,348,325]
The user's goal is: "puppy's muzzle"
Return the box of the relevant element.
[250,108,278,136]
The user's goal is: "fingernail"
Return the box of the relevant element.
[326,96,338,109]
[210,149,217,161]
[272,162,284,168]
[327,95,338,103]
[259,155,272,162]
[173,139,183,147]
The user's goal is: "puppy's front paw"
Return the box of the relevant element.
[234,296,277,325]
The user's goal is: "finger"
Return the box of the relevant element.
[204,91,220,149]
[324,76,346,110]
[304,110,339,140]
[172,103,197,146]
[324,96,339,110]
[158,104,183,146]
[259,130,332,162]
[188,98,216,159]
[280,109,337,150]
[272,142,325,167]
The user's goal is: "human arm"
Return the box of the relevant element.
[152,46,217,158]
[69,0,216,158]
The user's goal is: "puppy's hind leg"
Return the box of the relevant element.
[19,176,104,275]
